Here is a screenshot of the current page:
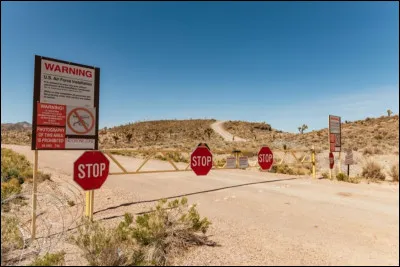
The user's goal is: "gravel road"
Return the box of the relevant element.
[211,121,247,142]
[2,144,398,266]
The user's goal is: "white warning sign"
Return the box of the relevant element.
[66,106,96,136]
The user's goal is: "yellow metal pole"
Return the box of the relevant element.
[31,150,38,240]
[90,190,94,222]
[329,169,332,180]
[312,145,316,179]
[338,151,342,174]
[85,191,91,218]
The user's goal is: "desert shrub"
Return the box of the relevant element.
[373,147,383,155]
[361,161,386,181]
[363,147,374,156]
[132,198,214,265]
[270,164,294,175]
[71,216,137,266]
[67,200,76,207]
[1,178,22,202]
[72,198,214,266]
[321,172,329,179]
[336,173,360,184]
[29,251,66,266]
[389,164,399,182]
[1,216,24,263]
[1,148,51,183]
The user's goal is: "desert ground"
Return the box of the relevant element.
[1,141,399,266]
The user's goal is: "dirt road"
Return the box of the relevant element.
[3,144,399,266]
[211,121,247,142]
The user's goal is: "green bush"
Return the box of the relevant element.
[72,198,214,266]
[29,252,66,266]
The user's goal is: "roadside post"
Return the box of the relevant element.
[329,115,342,174]
[312,145,316,178]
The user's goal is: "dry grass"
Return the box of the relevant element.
[71,197,215,266]
[29,252,66,266]
[389,164,399,182]
[361,161,386,181]
[1,216,24,265]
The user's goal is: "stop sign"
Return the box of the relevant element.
[329,152,334,169]
[74,151,110,191]
[191,146,213,176]
[258,146,274,170]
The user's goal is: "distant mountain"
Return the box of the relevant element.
[1,121,32,131]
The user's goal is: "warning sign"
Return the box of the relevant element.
[36,126,65,149]
[239,156,249,168]
[32,55,100,150]
[37,103,66,126]
[66,106,96,136]
[225,157,236,169]
[329,115,341,152]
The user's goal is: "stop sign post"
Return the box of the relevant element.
[258,146,274,171]
[329,152,334,179]
[74,151,110,221]
[191,146,213,176]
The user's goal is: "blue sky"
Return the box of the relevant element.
[1,1,399,132]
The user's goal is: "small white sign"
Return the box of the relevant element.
[65,138,95,149]
[239,156,249,168]
[225,157,236,169]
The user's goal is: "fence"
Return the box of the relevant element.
[100,147,316,177]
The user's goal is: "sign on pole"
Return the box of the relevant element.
[344,149,355,177]
[191,145,213,176]
[73,151,110,191]
[225,157,236,169]
[31,55,100,150]
[328,115,341,152]
[239,156,249,169]
[258,146,274,170]
[329,152,334,169]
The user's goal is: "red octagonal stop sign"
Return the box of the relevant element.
[74,151,110,191]
[191,146,213,176]
[258,146,274,170]
[329,152,334,169]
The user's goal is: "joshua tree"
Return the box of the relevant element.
[126,132,133,143]
[298,124,308,134]
[387,109,393,117]
[112,135,119,145]
[204,128,213,139]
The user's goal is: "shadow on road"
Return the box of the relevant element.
[94,177,298,215]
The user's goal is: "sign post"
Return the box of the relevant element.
[329,152,334,179]
[329,115,342,174]
[258,146,274,171]
[31,55,101,239]
[344,150,354,177]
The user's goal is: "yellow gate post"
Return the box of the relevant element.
[85,191,91,218]
[338,151,342,174]
[311,145,316,178]
[31,150,39,240]
[90,190,94,222]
